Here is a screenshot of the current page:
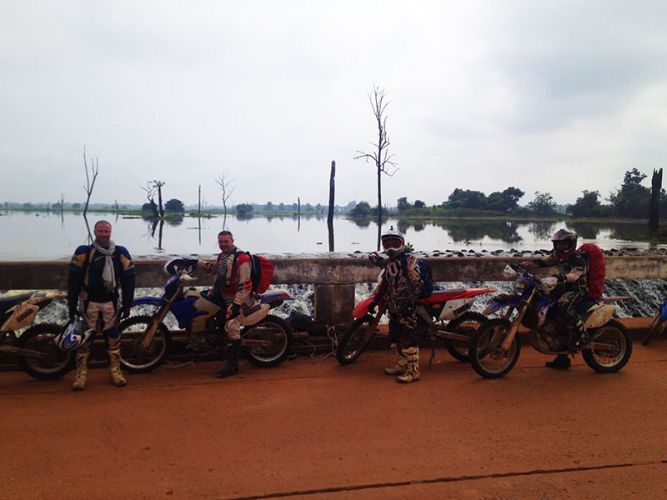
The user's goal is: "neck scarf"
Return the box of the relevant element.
[94,240,117,292]
[216,245,238,286]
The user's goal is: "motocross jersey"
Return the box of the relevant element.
[373,254,423,315]
[211,248,252,306]
[68,244,136,307]
[537,251,589,296]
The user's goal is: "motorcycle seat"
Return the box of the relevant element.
[0,293,33,314]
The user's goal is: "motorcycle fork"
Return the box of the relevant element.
[139,287,182,348]
[500,290,536,351]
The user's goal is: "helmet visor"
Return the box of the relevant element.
[553,241,571,252]
[382,237,403,249]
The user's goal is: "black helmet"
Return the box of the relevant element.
[381,226,405,258]
[551,228,577,262]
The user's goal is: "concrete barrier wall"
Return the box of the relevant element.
[1,256,666,323]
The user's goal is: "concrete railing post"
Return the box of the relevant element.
[314,283,355,325]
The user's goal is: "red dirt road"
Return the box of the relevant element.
[1,343,666,499]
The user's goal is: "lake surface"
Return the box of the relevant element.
[1,211,664,260]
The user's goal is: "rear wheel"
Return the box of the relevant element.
[443,312,487,362]
[336,316,376,365]
[243,316,293,368]
[469,319,521,379]
[118,315,172,373]
[582,320,632,373]
[19,323,74,380]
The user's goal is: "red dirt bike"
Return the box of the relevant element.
[336,288,495,366]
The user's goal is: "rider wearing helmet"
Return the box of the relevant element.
[369,226,424,383]
[524,228,592,369]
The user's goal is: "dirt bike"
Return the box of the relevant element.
[336,288,495,366]
[118,258,293,373]
[469,264,632,379]
[0,291,72,379]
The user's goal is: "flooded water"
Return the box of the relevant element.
[1,210,665,260]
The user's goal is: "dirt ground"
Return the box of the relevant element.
[1,341,666,499]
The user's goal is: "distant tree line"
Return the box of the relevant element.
[4,168,662,221]
[348,169,665,219]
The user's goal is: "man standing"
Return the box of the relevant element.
[199,230,253,378]
[370,227,423,383]
[67,220,136,390]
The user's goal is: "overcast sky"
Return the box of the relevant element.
[1,0,666,207]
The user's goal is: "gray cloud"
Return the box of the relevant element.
[1,0,666,207]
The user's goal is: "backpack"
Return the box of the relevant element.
[577,243,605,299]
[400,254,433,298]
[234,251,274,293]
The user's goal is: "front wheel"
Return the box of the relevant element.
[242,315,293,368]
[336,315,376,365]
[19,323,74,380]
[443,312,487,362]
[582,320,632,373]
[469,319,521,379]
[118,315,172,373]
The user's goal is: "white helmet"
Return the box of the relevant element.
[54,318,94,351]
[381,226,405,258]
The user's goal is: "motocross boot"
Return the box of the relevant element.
[216,339,241,378]
[397,346,420,383]
[71,349,90,391]
[384,346,408,375]
[545,354,571,370]
[108,347,127,387]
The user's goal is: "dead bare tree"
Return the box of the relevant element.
[328,161,336,251]
[215,173,235,229]
[82,147,99,217]
[354,85,398,250]
[152,180,166,218]
[649,168,663,231]
[214,174,235,215]
[141,182,160,219]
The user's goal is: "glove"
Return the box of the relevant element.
[227,303,241,319]
[367,301,378,315]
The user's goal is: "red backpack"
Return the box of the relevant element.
[234,252,274,293]
[577,243,605,299]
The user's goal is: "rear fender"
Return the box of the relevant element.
[132,296,164,308]
[459,287,497,298]
[584,304,616,329]
[259,291,293,308]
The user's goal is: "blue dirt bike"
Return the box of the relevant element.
[469,264,632,378]
[118,258,293,373]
